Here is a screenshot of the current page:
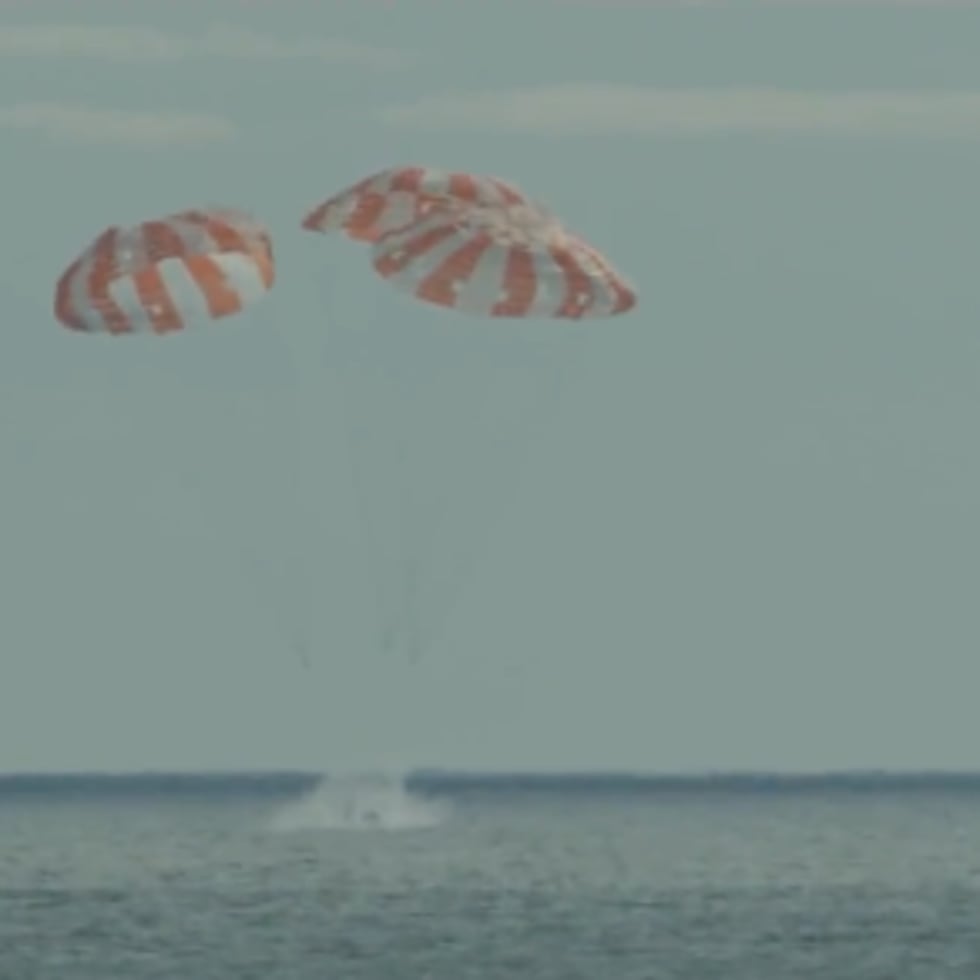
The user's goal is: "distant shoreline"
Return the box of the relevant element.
[3,769,980,799]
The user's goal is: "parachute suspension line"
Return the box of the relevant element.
[278,299,319,673]
[406,331,586,658]
[299,167,639,659]
[314,263,402,655]
[275,261,344,672]
[338,354,401,654]
[348,336,427,661]
[293,376,317,672]
[387,398,428,661]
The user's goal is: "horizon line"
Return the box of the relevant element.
[3,767,980,780]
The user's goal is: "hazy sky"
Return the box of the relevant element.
[2,0,980,773]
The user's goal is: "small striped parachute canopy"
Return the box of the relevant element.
[301,165,527,244]
[54,207,275,336]
[370,201,636,319]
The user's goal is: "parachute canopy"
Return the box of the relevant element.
[54,207,274,336]
[371,201,636,319]
[301,165,636,319]
[302,165,528,244]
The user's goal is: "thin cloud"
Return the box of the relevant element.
[739,0,969,4]
[537,0,975,5]
[381,85,980,138]
[0,24,411,69]
[0,103,236,146]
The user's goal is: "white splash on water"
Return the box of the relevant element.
[268,770,450,832]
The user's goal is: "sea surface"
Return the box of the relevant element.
[3,771,980,979]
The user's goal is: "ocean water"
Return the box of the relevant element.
[3,772,980,979]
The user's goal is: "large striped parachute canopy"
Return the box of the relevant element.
[372,200,636,320]
[302,165,636,319]
[54,207,275,336]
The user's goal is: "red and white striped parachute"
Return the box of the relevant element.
[301,165,636,318]
[295,165,638,659]
[372,200,636,319]
[54,207,275,336]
